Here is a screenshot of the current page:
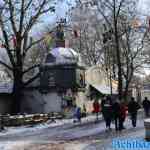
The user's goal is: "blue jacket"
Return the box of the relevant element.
[74,107,81,118]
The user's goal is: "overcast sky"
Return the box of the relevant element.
[139,0,150,15]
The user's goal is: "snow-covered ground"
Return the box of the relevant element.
[0,113,146,150]
[0,115,99,137]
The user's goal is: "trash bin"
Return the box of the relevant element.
[144,118,150,141]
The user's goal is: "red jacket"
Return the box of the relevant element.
[93,101,100,113]
[120,104,128,119]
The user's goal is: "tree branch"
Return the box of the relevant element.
[0,60,13,71]
[23,72,40,87]
[24,0,32,11]
[0,15,15,67]
[116,0,125,19]
[23,64,40,74]
[23,37,45,58]
[19,0,25,34]
[23,0,54,37]
[8,0,17,35]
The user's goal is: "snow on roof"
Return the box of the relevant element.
[45,47,79,65]
[86,65,118,94]
[91,84,117,95]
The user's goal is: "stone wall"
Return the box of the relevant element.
[0,94,12,114]
[21,90,62,114]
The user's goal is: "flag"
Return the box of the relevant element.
[12,36,17,47]
[146,16,150,30]
[149,18,150,31]
[74,29,79,38]
[0,44,5,48]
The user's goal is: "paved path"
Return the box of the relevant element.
[0,111,146,150]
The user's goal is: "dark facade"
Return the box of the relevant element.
[40,64,85,93]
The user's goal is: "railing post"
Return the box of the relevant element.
[0,114,4,131]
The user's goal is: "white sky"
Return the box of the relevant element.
[0,0,150,75]
[139,0,150,14]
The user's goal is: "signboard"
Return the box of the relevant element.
[76,69,85,88]
[0,82,13,93]
[40,65,85,92]
[48,72,55,87]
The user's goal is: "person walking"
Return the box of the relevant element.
[74,105,82,123]
[119,101,128,130]
[142,97,150,117]
[93,99,100,121]
[101,96,112,130]
[128,97,141,127]
[82,104,87,118]
[112,99,121,131]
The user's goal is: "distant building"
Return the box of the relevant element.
[0,82,13,114]
[20,47,85,114]
[141,84,150,101]
[85,65,118,97]
[74,65,118,113]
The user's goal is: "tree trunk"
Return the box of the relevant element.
[12,65,23,114]
[124,84,129,102]
[113,1,123,100]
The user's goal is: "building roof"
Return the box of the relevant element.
[45,47,79,65]
[91,84,117,95]
[86,65,118,94]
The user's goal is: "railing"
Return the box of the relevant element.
[0,112,64,130]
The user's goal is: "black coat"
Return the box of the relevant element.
[142,99,150,110]
[112,102,120,117]
[128,100,140,114]
[101,100,112,119]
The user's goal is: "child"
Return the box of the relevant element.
[82,104,87,118]
[74,106,82,123]
[93,99,100,121]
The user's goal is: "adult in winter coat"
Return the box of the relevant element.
[101,96,112,130]
[112,100,121,131]
[142,97,150,117]
[93,99,100,121]
[128,97,140,127]
[74,106,82,122]
[119,101,128,130]
[82,104,87,118]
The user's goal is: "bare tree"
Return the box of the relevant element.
[0,0,55,113]
[76,0,143,100]
[68,2,104,66]
[120,19,147,101]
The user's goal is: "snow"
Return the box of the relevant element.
[47,47,79,64]
[0,141,30,150]
[65,143,89,150]
[0,115,99,137]
[0,113,146,150]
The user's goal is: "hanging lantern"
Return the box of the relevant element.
[12,36,17,47]
[0,43,5,48]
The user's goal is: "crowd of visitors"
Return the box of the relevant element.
[74,96,150,131]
